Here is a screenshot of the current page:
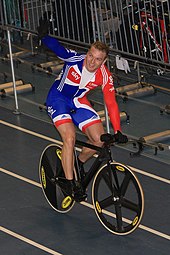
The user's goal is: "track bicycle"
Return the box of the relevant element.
[138,7,169,63]
[122,0,169,63]
[39,133,144,236]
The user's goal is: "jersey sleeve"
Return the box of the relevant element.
[102,69,121,133]
[42,35,85,62]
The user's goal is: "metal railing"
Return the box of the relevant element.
[91,0,170,64]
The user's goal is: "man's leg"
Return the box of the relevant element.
[57,122,87,201]
[57,122,76,180]
[79,122,105,163]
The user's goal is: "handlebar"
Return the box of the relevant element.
[76,132,168,157]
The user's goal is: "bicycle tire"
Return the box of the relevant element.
[39,144,75,213]
[92,162,144,235]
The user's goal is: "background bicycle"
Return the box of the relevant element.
[120,0,170,63]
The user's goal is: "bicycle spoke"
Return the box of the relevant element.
[115,205,124,232]
[121,198,141,214]
[101,171,114,193]
[111,166,120,190]
[98,195,113,209]
[101,167,122,196]
[119,171,132,196]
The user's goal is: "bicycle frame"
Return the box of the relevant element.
[139,10,168,63]
[75,139,112,189]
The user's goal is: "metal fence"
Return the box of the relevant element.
[0,0,169,65]
[91,0,170,64]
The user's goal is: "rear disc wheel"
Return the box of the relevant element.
[39,144,75,213]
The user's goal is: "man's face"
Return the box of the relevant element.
[84,46,107,73]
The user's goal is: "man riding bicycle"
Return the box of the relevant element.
[38,19,128,202]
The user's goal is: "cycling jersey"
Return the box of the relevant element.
[42,35,121,132]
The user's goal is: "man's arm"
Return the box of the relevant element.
[102,69,128,143]
[37,18,83,61]
[102,72,121,132]
[42,35,82,62]
[103,85,121,133]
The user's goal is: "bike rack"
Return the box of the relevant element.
[116,82,156,100]
[0,82,35,98]
[0,80,24,90]
[5,48,64,76]
[116,82,141,94]
[32,61,63,75]
[140,130,170,143]
[37,60,63,69]
[47,63,64,75]
[97,110,130,124]
[6,50,34,59]
[132,130,170,156]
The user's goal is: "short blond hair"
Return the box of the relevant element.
[90,41,109,56]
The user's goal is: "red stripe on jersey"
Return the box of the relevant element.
[54,119,72,128]
[82,119,102,133]
[78,96,92,107]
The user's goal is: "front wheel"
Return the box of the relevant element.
[39,144,75,213]
[92,162,144,235]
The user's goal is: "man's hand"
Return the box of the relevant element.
[114,131,128,143]
[37,17,49,39]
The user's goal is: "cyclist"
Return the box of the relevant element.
[38,19,128,202]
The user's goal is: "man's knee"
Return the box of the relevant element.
[64,135,75,147]
[88,132,103,147]
[57,123,76,147]
[85,124,104,146]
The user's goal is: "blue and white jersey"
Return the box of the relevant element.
[42,35,87,98]
[42,35,121,132]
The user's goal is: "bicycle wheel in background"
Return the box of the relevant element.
[92,162,144,235]
[39,144,75,213]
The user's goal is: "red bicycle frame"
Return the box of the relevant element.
[139,11,168,63]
